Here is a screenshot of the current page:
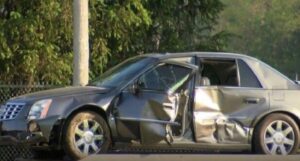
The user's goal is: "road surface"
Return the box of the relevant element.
[17,154,300,161]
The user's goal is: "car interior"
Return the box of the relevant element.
[199,59,238,87]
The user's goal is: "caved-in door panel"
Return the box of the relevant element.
[193,87,222,143]
[116,91,176,144]
[117,91,169,120]
[117,91,182,122]
[193,86,269,144]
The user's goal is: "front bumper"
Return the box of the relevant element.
[0,116,62,149]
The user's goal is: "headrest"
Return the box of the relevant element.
[200,77,211,86]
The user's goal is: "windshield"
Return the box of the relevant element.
[91,57,155,88]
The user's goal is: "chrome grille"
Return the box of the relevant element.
[0,103,25,121]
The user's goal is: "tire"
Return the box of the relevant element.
[63,111,111,160]
[254,113,300,155]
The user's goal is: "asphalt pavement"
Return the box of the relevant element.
[17,154,300,161]
[83,154,300,161]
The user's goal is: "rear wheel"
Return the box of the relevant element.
[254,113,300,155]
[63,111,111,160]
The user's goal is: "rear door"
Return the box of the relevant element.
[193,58,269,144]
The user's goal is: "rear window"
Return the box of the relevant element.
[238,59,262,88]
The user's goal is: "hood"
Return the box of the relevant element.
[11,86,111,101]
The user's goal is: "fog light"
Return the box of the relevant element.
[28,121,40,132]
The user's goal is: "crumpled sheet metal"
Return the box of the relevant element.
[140,98,176,144]
[193,87,248,144]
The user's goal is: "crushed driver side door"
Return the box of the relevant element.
[114,61,197,144]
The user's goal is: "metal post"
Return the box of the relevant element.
[73,0,89,86]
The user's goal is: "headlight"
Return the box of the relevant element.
[28,99,52,120]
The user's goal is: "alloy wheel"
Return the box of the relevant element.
[263,120,295,155]
[73,119,104,155]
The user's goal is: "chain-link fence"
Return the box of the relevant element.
[0,83,63,104]
[0,83,64,161]
[0,144,34,161]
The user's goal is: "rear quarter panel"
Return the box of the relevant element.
[269,90,300,118]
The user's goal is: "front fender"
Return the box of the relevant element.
[58,94,114,120]
[34,115,62,146]
[62,103,108,120]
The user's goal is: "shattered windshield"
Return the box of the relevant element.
[91,57,155,88]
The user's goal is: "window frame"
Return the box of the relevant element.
[197,57,240,87]
[167,56,196,65]
[197,57,263,89]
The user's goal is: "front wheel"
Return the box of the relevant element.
[254,113,300,155]
[63,111,111,160]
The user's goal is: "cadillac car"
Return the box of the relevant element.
[0,52,300,160]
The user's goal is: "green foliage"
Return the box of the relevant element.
[0,0,73,84]
[218,0,300,78]
[140,0,227,52]
[89,0,152,79]
[0,0,225,84]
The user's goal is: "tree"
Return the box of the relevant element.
[0,0,226,84]
[218,0,300,78]
[0,0,73,84]
[0,0,151,84]
[99,0,228,75]
[88,0,151,79]
[142,0,227,52]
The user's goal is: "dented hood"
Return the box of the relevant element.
[11,86,111,101]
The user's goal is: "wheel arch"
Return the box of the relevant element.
[58,104,111,147]
[251,110,300,151]
[252,110,300,131]
[64,104,109,122]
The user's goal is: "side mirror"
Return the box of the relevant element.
[129,82,140,94]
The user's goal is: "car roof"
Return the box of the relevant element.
[141,52,258,61]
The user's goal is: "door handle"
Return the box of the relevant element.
[244,98,260,104]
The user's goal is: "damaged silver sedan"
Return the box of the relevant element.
[1,52,300,160]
